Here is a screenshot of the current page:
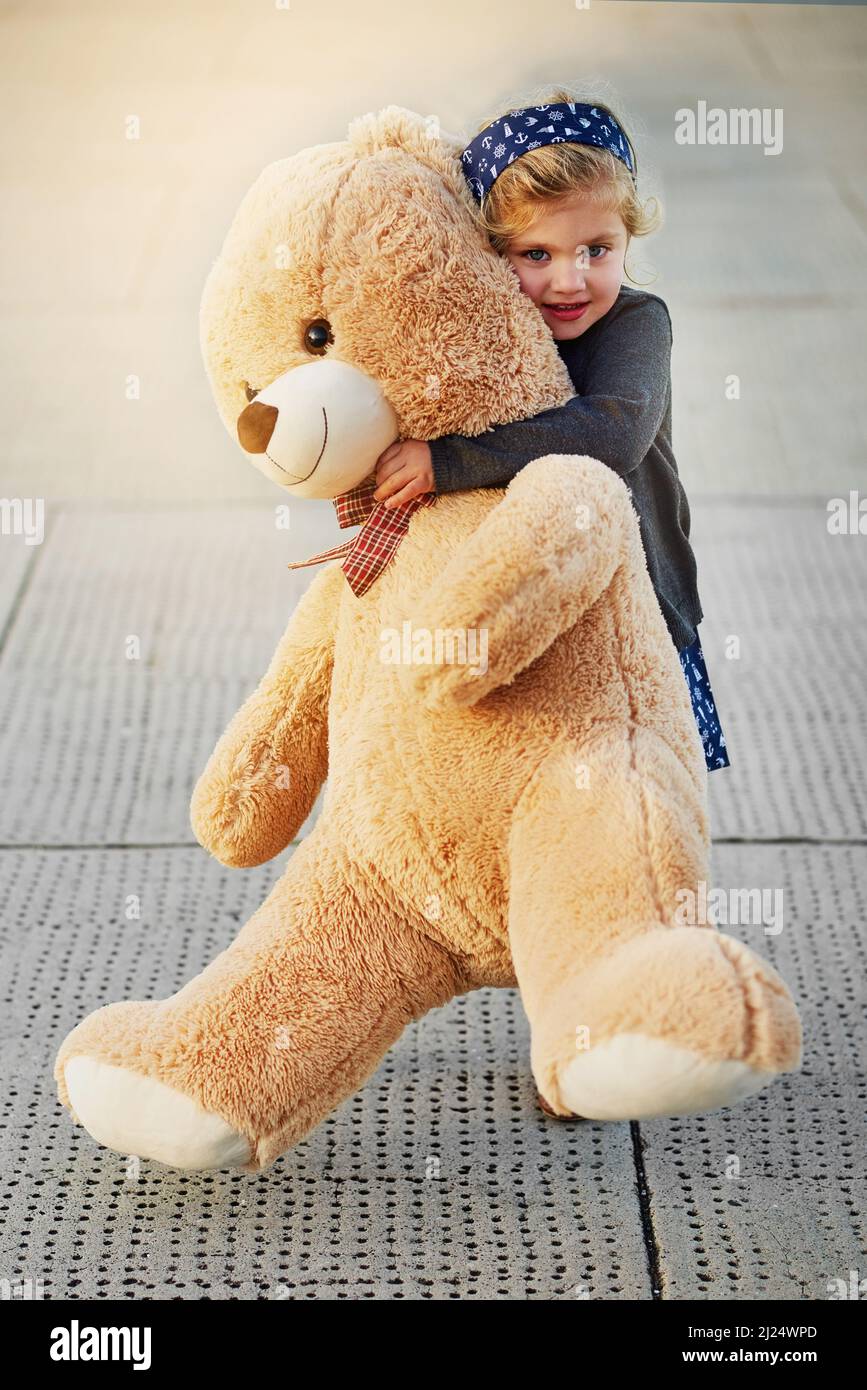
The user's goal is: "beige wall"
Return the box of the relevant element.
[2,1,865,503]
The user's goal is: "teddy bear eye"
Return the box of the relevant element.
[243,382,259,402]
[304,318,333,356]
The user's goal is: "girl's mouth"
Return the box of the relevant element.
[544,301,590,321]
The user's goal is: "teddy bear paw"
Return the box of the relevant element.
[63,1056,253,1172]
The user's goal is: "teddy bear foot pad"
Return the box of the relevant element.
[556,1033,774,1121]
[64,1057,252,1172]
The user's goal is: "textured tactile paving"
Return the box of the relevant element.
[0,849,648,1301]
[1,841,863,1299]
[643,841,867,1301]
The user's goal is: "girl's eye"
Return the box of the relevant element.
[521,245,610,263]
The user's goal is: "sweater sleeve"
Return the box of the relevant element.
[429,296,673,493]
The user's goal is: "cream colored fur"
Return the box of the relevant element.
[54,108,801,1173]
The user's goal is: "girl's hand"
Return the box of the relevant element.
[373,439,435,508]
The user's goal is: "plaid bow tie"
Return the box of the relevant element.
[286,475,437,596]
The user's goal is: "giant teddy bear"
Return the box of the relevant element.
[54,107,802,1173]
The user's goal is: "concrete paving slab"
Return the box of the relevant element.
[0,847,649,1301]
[0,539,37,640]
[643,840,867,1301]
[667,296,867,495]
[690,499,867,841]
[652,170,865,299]
[0,508,340,845]
[1,837,862,1300]
[745,1,867,77]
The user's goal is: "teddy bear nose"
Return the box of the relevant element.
[237,400,279,454]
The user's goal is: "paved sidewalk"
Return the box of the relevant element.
[0,496,863,1300]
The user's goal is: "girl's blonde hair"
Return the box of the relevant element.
[468,80,662,287]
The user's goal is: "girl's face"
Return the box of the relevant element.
[503,193,628,341]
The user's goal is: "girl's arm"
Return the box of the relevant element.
[429,296,673,491]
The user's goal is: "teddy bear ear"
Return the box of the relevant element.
[346,106,473,204]
[328,109,575,440]
[347,105,462,161]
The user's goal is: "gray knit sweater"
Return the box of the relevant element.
[428,285,704,651]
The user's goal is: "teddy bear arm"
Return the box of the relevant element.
[190,564,342,867]
[405,454,633,706]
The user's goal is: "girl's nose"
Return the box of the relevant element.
[549,255,588,296]
[550,273,587,297]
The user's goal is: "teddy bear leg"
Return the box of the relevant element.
[508,728,802,1122]
[55,830,466,1172]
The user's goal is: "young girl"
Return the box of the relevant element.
[372,85,730,772]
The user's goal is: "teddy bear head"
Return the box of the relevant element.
[199,106,573,498]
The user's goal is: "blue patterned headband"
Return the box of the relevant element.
[461,101,635,204]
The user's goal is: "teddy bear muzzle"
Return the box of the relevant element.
[235,358,399,499]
